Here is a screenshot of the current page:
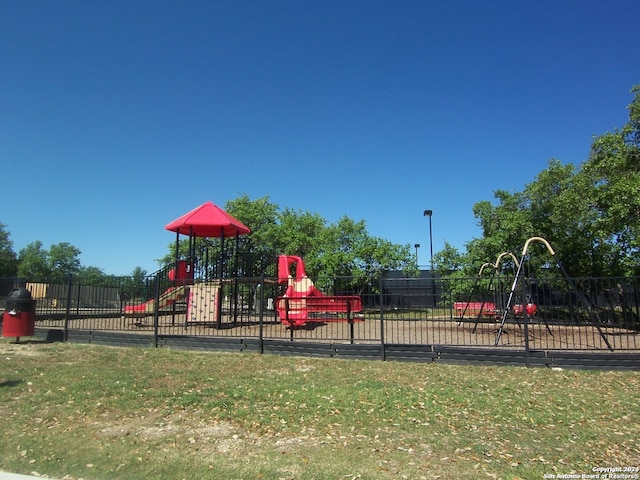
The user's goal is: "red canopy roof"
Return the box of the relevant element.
[165,201,251,238]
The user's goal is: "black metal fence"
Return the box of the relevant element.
[2,270,639,367]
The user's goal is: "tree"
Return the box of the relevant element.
[17,241,50,281]
[131,266,148,278]
[117,266,150,304]
[319,216,414,280]
[432,241,466,276]
[274,207,327,261]
[16,241,85,282]
[76,266,107,285]
[582,84,640,275]
[0,223,18,277]
[159,195,416,283]
[469,160,612,278]
[226,194,280,254]
[469,187,537,273]
[466,85,640,278]
[47,242,82,283]
[269,206,414,281]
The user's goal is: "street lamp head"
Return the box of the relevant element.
[414,243,420,249]
[423,210,432,217]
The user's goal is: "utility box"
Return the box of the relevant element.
[2,288,36,339]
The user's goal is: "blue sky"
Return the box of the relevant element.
[1,1,639,275]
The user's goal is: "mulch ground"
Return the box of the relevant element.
[32,310,640,352]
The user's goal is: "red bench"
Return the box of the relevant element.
[454,301,497,318]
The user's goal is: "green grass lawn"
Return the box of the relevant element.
[0,340,638,480]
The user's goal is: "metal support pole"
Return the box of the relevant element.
[424,210,434,307]
[153,273,161,348]
[522,272,531,367]
[216,229,225,329]
[423,210,433,271]
[259,275,264,354]
[63,274,73,342]
[379,273,385,361]
[348,299,354,344]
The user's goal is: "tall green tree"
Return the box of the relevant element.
[470,187,537,272]
[76,266,107,285]
[470,159,613,277]
[47,242,81,283]
[0,223,18,277]
[274,207,327,261]
[131,266,148,278]
[467,85,640,278]
[160,195,416,281]
[582,84,640,275]
[17,241,84,282]
[17,241,50,281]
[432,241,466,276]
[226,194,280,254]
[318,216,414,280]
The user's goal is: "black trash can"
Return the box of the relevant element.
[2,288,36,339]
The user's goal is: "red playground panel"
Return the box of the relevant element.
[454,301,497,317]
[275,254,363,327]
[167,260,194,283]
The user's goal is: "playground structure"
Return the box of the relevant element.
[112,203,634,352]
[276,255,363,327]
[121,201,255,328]
[122,264,248,329]
[123,285,188,316]
[456,251,536,332]
[124,261,193,317]
[492,236,614,350]
[453,237,624,351]
[122,202,371,330]
[28,228,640,356]
[166,201,251,328]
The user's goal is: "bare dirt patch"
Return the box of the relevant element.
[0,341,46,357]
[93,410,322,459]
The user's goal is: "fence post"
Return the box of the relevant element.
[287,298,295,341]
[75,282,81,317]
[522,273,531,367]
[63,274,73,342]
[379,272,385,361]
[152,273,161,348]
[348,299,354,344]
[258,275,264,354]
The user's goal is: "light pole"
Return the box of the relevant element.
[423,209,435,308]
[414,243,420,263]
[423,210,433,271]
